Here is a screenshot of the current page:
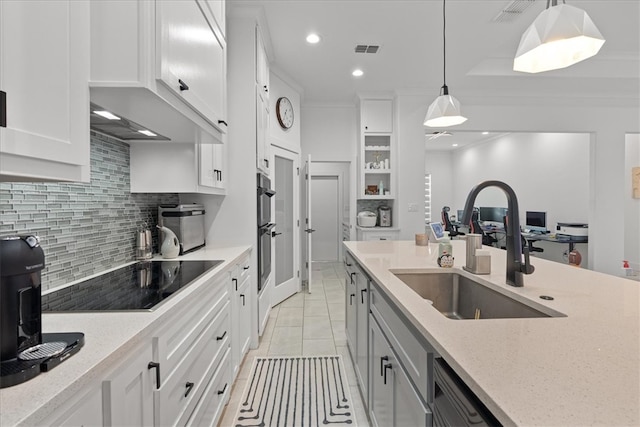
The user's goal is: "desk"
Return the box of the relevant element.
[522,233,588,252]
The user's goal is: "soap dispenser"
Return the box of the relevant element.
[157,225,180,259]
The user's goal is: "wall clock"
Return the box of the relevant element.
[276,97,294,130]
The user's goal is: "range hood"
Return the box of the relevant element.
[89,87,220,144]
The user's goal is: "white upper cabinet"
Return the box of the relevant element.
[90,0,227,141]
[0,0,90,182]
[358,97,396,199]
[256,27,270,102]
[156,0,226,132]
[202,0,226,42]
[361,99,393,133]
[257,88,271,175]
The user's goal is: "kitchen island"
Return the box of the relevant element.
[0,245,251,427]
[345,240,639,426]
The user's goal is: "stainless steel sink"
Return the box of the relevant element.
[393,271,562,320]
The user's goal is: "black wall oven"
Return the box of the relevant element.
[257,173,276,293]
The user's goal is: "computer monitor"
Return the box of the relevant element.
[456,210,464,221]
[526,211,547,232]
[479,207,507,224]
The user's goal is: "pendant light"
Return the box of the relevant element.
[424,0,467,128]
[514,0,605,73]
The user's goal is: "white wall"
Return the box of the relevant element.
[450,132,590,230]
[301,104,358,235]
[301,105,358,161]
[625,133,640,271]
[424,151,453,224]
[396,96,429,239]
[396,94,639,275]
[270,70,301,154]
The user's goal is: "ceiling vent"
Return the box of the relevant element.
[355,45,380,54]
[492,0,537,23]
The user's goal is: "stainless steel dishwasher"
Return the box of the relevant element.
[433,358,502,426]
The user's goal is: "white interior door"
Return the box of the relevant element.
[311,176,340,261]
[271,147,300,306]
[302,155,314,293]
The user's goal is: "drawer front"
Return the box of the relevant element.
[156,302,231,426]
[370,281,430,402]
[238,254,251,283]
[154,271,228,375]
[364,232,399,241]
[186,348,231,427]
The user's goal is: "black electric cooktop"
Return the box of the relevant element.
[42,260,223,312]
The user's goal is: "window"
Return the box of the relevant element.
[424,174,432,224]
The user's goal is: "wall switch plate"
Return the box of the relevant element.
[408,203,418,212]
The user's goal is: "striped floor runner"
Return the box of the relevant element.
[234,356,356,427]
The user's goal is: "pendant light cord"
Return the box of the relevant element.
[442,0,447,89]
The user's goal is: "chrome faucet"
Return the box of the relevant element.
[460,180,534,287]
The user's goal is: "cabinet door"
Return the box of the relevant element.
[156,0,226,132]
[355,268,369,403]
[362,99,392,133]
[103,343,155,427]
[394,362,432,427]
[213,143,226,190]
[237,275,252,359]
[50,387,103,427]
[345,266,357,358]
[256,27,269,98]
[369,317,394,427]
[199,143,216,188]
[0,0,89,182]
[256,90,270,174]
[203,0,225,40]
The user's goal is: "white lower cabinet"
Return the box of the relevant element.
[155,301,230,426]
[231,254,252,377]
[49,386,103,427]
[356,227,400,241]
[186,348,231,427]
[101,261,239,426]
[103,343,155,426]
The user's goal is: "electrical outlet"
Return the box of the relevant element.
[408,203,418,212]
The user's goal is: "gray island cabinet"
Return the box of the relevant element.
[343,240,640,427]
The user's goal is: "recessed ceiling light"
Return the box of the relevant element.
[352,69,364,77]
[452,143,458,147]
[94,110,121,120]
[138,130,157,137]
[482,131,489,135]
[306,33,321,44]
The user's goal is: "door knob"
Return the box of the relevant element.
[272,231,282,237]
[304,228,316,233]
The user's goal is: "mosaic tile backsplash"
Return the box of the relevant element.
[0,132,179,292]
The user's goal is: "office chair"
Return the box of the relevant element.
[441,206,464,238]
[470,209,496,246]
[503,215,543,253]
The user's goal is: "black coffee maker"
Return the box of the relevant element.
[1,235,84,388]
[1,235,44,362]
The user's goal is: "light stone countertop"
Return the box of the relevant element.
[0,245,251,427]
[344,240,640,427]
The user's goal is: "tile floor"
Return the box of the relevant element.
[217,261,371,427]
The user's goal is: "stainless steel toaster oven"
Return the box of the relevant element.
[158,204,206,254]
